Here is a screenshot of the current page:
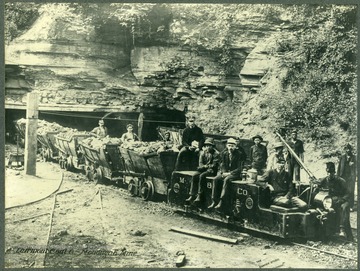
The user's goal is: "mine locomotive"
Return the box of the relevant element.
[168,132,338,239]
[12,119,340,240]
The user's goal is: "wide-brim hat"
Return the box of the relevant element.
[227,138,237,145]
[203,138,215,146]
[273,142,283,149]
[291,129,298,134]
[252,135,263,142]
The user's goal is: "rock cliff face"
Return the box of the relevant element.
[5,4,280,106]
[5,4,281,137]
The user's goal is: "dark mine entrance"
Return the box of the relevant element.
[5,108,186,142]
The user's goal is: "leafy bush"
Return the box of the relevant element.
[5,2,40,43]
[267,5,357,153]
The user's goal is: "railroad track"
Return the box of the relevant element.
[291,241,357,262]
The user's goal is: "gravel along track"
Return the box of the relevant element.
[4,157,358,269]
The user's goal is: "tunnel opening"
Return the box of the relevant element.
[5,107,186,143]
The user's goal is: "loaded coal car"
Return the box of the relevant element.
[14,118,67,161]
[55,129,91,172]
[168,133,338,240]
[79,137,124,183]
[36,121,67,162]
[120,141,178,201]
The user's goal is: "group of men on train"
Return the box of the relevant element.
[93,115,356,240]
[174,114,356,241]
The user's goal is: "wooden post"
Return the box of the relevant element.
[24,93,39,175]
[138,112,144,141]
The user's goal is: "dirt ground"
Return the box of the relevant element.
[4,145,358,269]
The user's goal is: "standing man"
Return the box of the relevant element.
[259,159,307,211]
[287,130,304,182]
[249,135,268,174]
[174,114,204,171]
[208,138,246,209]
[187,138,220,203]
[314,162,352,240]
[90,119,108,138]
[337,144,357,211]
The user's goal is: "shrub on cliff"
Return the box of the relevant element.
[5,2,40,43]
[267,5,357,155]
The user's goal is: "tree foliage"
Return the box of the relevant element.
[266,5,357,153]
[5,2,40,43]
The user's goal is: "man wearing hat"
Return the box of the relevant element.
[287,129,304,182]
[260,159,307,211]
[208,138,247,209]
[187,138,220,203]
[249,135,268,174]
[337,144,357,211]
[90,119,108,138]
[175,114,204,171]
[314,162,352,240]
[266,142,284,171]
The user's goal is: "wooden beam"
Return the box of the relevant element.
[170,227,238,244]
[11,212,49,223]
[138,112,144,141]
[5,102,142,113]
[24,93,39,175]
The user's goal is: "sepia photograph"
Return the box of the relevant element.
[3,2,358,269]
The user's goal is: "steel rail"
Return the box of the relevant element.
[291,242,357,261]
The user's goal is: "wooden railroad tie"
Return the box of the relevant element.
[169,227,238,244]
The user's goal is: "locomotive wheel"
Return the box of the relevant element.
[128,179,137,197]
[140,181,154,201]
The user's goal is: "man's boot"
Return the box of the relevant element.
[208,200,216,209]
[186,195,195,202]
[194,194,201,202]
[339,227,346,238]
[215,199,223,209]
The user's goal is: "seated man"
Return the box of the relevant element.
[174,115,204,171]
[313,162,352,240]
[266,142,284,171]
[259,159,307,211]
[208,138,246,209]
[187,138,220,203]
[121,124,139,142]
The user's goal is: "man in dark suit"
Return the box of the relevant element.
[337,144,357,211]
[287,129,304,182]
[208,138,247,209]
[315,162,352,240]
[249,134,268,174]
[174,114,204,171]
[186,138,220,203]
[260,159,307,211]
